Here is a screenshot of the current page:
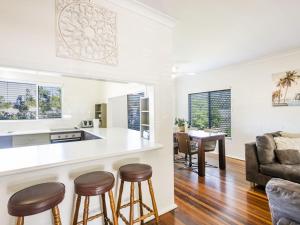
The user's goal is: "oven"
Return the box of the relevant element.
[50,131,82,144]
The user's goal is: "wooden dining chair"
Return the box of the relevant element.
[203,128,219,153]
[175,132,198,167]
[175,131,218,169]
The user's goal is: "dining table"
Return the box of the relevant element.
[175,130,226,177]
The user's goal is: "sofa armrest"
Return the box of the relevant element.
[266,179,300,225]
[245,142,260,182]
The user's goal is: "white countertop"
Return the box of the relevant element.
[0,128,81,137]
[0,128,162,177]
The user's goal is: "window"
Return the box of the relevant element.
[188,89,231,137]
[0,81,62,120]
[38,86,62,119]
[127,92,144,131]
[0,81,37,120]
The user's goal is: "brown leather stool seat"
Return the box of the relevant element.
[8,182,65,225]
[8,182,65,217]
[74,171,115,196]
[72,171,118,225]
[119,163,152,182]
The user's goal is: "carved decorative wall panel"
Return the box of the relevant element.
[56,0,118,65]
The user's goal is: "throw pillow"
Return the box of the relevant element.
[274,137,300,165]
[274,137,300,150]
[269,131,282,137]
[256,134,277,164]
[280,132,300,138]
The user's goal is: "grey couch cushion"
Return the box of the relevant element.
[266,179,300,225]
[260,164,300,183]
[277,218,300,225]
[275,149,300,165]
[256,134,277,164]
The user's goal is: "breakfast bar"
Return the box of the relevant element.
[0,128,163,224]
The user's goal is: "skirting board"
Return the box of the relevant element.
[144,203,178,223]
[159,203,178,215]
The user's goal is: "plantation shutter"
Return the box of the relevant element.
[127,92,144,131]
[189,89,231,137]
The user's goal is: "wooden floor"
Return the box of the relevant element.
[147,154,272,225]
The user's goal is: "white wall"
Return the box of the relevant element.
[0,0,175,224]
[175,49,300,160]
[0,72,107,132]
[104,82,146,100]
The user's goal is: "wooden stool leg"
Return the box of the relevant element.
[116,180,124,217]
[52,206,62,225]
[16,217,24,225]
[83,196,90,225]
[148,179,159,224]
[108,190,119,225]
[138,182,144,225]
[101,194,109,225]
[129,182,135,225]
[73,195,81,225]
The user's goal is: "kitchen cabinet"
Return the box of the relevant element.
[12,134,50,148]
[0,136,13,149]
[107,96,128,128]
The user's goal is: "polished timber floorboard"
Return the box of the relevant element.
[147,154,272,225]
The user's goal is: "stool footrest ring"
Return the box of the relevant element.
[119,199,154,225]
[76,212,113,225]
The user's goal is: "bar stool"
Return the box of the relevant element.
[116,163,159,225]
[7,182,65,225]
[72,171,118,225]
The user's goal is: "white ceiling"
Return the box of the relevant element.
[136,0,300,73]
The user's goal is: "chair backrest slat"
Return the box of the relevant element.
[175,133,190,154]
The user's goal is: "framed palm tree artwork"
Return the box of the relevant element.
[272,70,300,106]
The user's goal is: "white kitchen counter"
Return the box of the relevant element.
[0,128,80,137]
[0,128,162,177]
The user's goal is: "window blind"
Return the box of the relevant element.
[0,81,36,120]
[0,81,62,120]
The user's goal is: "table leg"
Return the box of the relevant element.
[198,139,205,176]
[218,137,226,170]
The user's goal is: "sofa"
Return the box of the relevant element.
[266,178,300,225]
[245,132,300,186]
